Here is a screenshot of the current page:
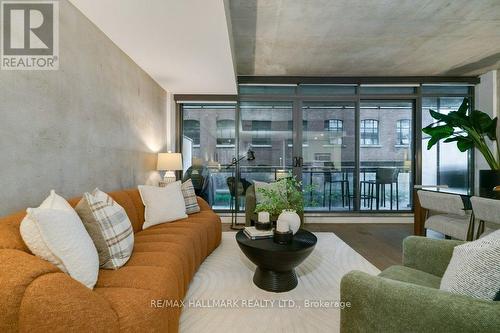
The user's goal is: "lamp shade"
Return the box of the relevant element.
[157,153,182,171]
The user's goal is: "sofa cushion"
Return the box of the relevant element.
[128,245,189,294]
[146,222,209,259]
[136,228,203,268]
[379,265,442,289]
[94,287,173,332]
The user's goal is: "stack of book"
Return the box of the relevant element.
[243,226,273,240]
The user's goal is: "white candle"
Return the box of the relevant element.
[258,211,270,223]
[276,219,289,233]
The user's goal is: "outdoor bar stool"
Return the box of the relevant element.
[372,167,399,210]
[361,168,399,210]
[323,163,350,210]
[417,190,474,240]
[360,179,375,208]
[470,196,500,239]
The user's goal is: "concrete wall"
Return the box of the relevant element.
[0,1,167,215]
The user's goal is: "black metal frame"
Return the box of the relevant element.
[175,76,478,215]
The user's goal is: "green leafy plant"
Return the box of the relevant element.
[255,173,314,216]
[422,98,499,170]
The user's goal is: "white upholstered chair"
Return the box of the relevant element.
[417,190,474,240]
[470,196,500,239]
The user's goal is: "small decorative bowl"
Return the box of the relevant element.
[273,230,293,245]
[255,221,271,230]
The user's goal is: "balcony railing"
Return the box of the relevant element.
[196,164,412,212]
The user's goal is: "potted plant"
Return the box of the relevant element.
[254,173,313,229]
[422,97,499,197]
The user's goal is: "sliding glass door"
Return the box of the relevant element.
[180,83,473,214]
[359,101,414,211]
[181,104,237,210]
[238,101,294,210]
[301,102,355,211]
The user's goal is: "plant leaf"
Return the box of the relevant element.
[423,124,455,149]
[485,117,498,140]
[470,110,495,135]
[429,109,449,122]
[422,124,454,137]
[444,135,475,151]
[457,139,474,152]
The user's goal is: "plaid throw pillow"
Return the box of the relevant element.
[182,179,200,214]
[75,189,134,269]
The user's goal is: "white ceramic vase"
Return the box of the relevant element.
[277,209,301,234]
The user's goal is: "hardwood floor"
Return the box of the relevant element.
[222,223,413,271]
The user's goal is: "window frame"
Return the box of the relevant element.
[396,119,411,146]
[182,119,201,146]
[324,119,344,145]
[216,119,236,146]
[360,119,380,146]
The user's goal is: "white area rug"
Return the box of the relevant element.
[179,232,380,333]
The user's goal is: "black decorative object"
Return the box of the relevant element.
[255,221,271,230]
[273,230,293,244]
[226,149,256,230]
[479,170,500,199]
[236,229,317,292]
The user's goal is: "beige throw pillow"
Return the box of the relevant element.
[75,189,134,269]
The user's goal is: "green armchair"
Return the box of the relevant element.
[245,184,258,226]
[340,236,500,332]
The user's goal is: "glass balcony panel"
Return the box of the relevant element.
[360,101,414,211]
[421,97,470,194]
[181,104,236,210]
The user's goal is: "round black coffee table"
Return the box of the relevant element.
[236,229,317,292]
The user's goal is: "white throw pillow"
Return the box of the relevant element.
[440,229,500,300]
[138,182,187,229]
[20,190,75,271]
[20,190,99,289]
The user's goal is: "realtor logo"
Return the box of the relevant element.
[1,0,59,70]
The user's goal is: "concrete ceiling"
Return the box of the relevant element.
[70,0,237,94]
[229,0,500,76]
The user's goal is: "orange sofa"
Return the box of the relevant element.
[0,189,221,332]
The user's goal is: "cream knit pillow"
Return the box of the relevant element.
[440,229,500,300]
[20,190,99,289]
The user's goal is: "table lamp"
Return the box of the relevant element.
[157,152,182,184]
